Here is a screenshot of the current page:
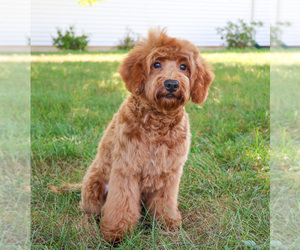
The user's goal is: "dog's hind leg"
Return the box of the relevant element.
[80,157,110,218]
[81,118,117,218]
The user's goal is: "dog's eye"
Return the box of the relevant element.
[180,64,187,70]
[153,62,161,69]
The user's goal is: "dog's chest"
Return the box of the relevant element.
[139,125,190,192]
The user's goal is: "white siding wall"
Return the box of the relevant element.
[0,0,30,46]
[29,0,270,47]
[254,0,270,45]
[279,0,300,46]
[8,0,299,47]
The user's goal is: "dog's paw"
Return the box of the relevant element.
[157,212,182,230]
[164,217,182,230]
[100,219,135,243]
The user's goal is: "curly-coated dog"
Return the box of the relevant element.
[81,29,214,242]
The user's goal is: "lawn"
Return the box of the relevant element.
[270,50,300,248]
[31,49,270,249]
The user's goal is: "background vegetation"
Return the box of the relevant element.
[31,49,270,249]
[216,19,263,49]
[53,26,89,51]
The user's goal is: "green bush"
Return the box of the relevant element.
[271,21,291,47]
[216,19,263,49]
[53,26,89,51]
[118,28,140,50]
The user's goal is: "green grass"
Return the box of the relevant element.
[31,49,270,249]
[0,56,30,247]
[270,50,300,249]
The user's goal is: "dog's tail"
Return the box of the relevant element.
[49,182,82,193]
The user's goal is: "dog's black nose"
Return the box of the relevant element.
[164,79,179,93]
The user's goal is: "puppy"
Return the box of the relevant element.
[81,29,214,242]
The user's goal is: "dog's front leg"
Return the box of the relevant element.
[100,169,141,243]
[146,171,182,230]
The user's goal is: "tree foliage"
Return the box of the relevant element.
[78,0,104,7]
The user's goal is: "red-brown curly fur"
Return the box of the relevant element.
[81,29,214,242]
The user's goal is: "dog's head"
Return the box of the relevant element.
[119,29,214,111]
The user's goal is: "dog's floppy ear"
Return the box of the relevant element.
[190,52,215,104]
[119,46,146,95]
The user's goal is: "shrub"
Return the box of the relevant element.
[271,21,291,47]
[216,19,263,49]
[118,28,140,50]
[53,26,89,51]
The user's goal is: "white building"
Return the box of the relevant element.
[0,0,299,51]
